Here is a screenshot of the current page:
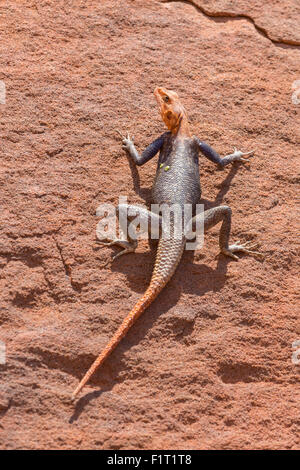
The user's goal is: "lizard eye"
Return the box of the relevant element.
[163,95,169,102]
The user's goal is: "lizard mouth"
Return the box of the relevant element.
[154,86,165,104]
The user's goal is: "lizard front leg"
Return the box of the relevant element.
[220,147,255,167]
[194,137,255,168]
[118,131,166,166]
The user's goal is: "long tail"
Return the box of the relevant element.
[72,235,185,399]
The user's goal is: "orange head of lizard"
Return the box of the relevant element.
[154,87,188,134]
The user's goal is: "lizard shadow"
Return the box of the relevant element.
[201,163,241,209]
[69,389,108,423]
[126,153,152,201]
[108,242,231,297]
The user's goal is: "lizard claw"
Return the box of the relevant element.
[124,132,134,143]
[231,148,255,163]
[117,129,134,141]
[111,246,135,260]
[96,237,137,260]
[96,239,116,246]
[221,240,263,260]
[116,130,125,139]
[118,131,134,152]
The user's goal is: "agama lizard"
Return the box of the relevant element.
[72,87,260,399]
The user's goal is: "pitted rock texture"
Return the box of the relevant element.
[0,0,299,450]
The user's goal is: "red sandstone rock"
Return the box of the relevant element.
[0,0,299,450]
[173,0,300,45]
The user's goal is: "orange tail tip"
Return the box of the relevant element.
[72,236,185,400]
[72,286,160,399]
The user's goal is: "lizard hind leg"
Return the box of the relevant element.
[222,240,262,260]
[97,203,162,260]
[189,205,262,261]
[96,237,137,261]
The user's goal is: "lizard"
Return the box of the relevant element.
[72,86,260,399]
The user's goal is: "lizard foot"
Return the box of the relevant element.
[117,130,134,152]
[226,147,255,163]
[221,240,263,261]
[96,237,137,260]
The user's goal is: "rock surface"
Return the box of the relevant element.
[172,0,300,45]
[0,0,299,450]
